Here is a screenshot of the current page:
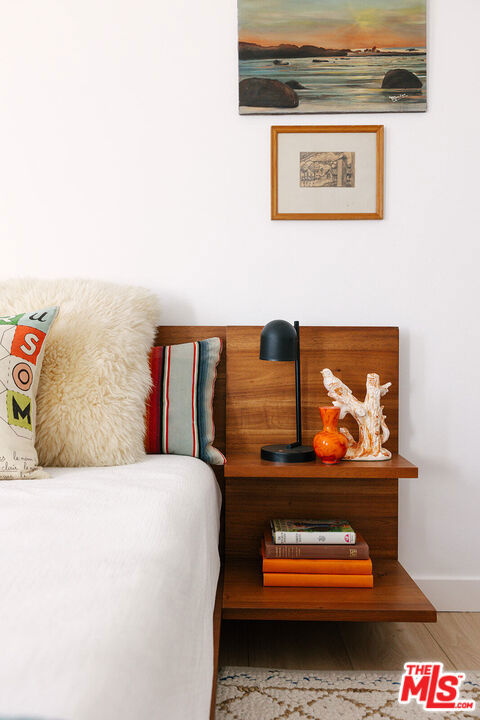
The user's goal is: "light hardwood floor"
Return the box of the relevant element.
[219,614,480,671]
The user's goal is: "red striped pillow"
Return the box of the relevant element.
[145,338,225,465]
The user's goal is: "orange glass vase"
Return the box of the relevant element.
[313,406,349,465]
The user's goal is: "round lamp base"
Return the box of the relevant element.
[261,444,316,463]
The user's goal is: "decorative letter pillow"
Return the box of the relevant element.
[0,279,160,467]
[145,338,225,465]
[0,306,58,479]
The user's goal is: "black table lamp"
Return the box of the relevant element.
[259,320,315,463]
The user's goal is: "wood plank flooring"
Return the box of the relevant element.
[219,614,480,671]
[427,613,480,670]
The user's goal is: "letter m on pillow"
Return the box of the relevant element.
[7,391,32,430]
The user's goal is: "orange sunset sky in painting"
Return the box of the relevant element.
[239,0,426,49]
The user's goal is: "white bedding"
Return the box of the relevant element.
[0,455,221,720]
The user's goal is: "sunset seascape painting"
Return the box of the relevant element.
[238,0,427,114]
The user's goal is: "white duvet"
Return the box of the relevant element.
[0,455,221,720]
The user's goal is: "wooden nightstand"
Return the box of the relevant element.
[221,326,436,624]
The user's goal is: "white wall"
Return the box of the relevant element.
[1,1,479,609]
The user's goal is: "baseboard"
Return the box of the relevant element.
[414,577,480,611]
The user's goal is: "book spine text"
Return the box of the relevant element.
[273,531,356,545]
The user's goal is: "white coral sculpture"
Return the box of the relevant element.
[321,368,392,461]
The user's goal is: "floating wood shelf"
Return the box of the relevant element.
[224,453,418,479]
[222,327,436,625]
[223,558,436,623]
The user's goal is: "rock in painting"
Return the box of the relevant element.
[381,68,422,89]
[285,80,305,90]
[239,78,299,108]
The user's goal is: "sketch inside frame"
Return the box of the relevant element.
[299,152,355,188]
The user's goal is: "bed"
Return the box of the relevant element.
[0,455,221,720]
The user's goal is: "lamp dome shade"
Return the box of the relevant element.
[260,320,297,361]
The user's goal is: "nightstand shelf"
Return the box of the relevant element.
[224,453,418,479]
[222,326,436,624]
[223,557,436,622]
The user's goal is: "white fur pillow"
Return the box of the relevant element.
[0,279,160,467]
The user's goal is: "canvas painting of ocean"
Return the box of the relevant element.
[238,0,427,114]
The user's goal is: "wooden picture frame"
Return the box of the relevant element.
[271,125,384,220]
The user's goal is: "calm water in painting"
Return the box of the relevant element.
[239,51,426,114]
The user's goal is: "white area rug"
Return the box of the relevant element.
[216,667,480,719]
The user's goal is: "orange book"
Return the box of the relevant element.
[263,573,374,588]
[261,543,372,575]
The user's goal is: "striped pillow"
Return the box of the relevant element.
[145,337,225,465]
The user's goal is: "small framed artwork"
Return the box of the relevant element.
[271,125,384,220]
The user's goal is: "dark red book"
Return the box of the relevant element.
[263,528,369,560]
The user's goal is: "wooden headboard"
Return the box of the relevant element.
[154,325,399,461]
[154,326,227,458]
[225,326,399,455]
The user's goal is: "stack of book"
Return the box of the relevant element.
[262,519,373,588]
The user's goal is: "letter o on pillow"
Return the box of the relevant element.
[12,362,33,391]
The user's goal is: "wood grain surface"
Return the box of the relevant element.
[226,325,399,457]
[224,453,417,478]
[223,558,436,622]
[225,477,398,560]
[220,615,471,671]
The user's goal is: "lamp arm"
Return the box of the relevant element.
[294,320,301,445]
